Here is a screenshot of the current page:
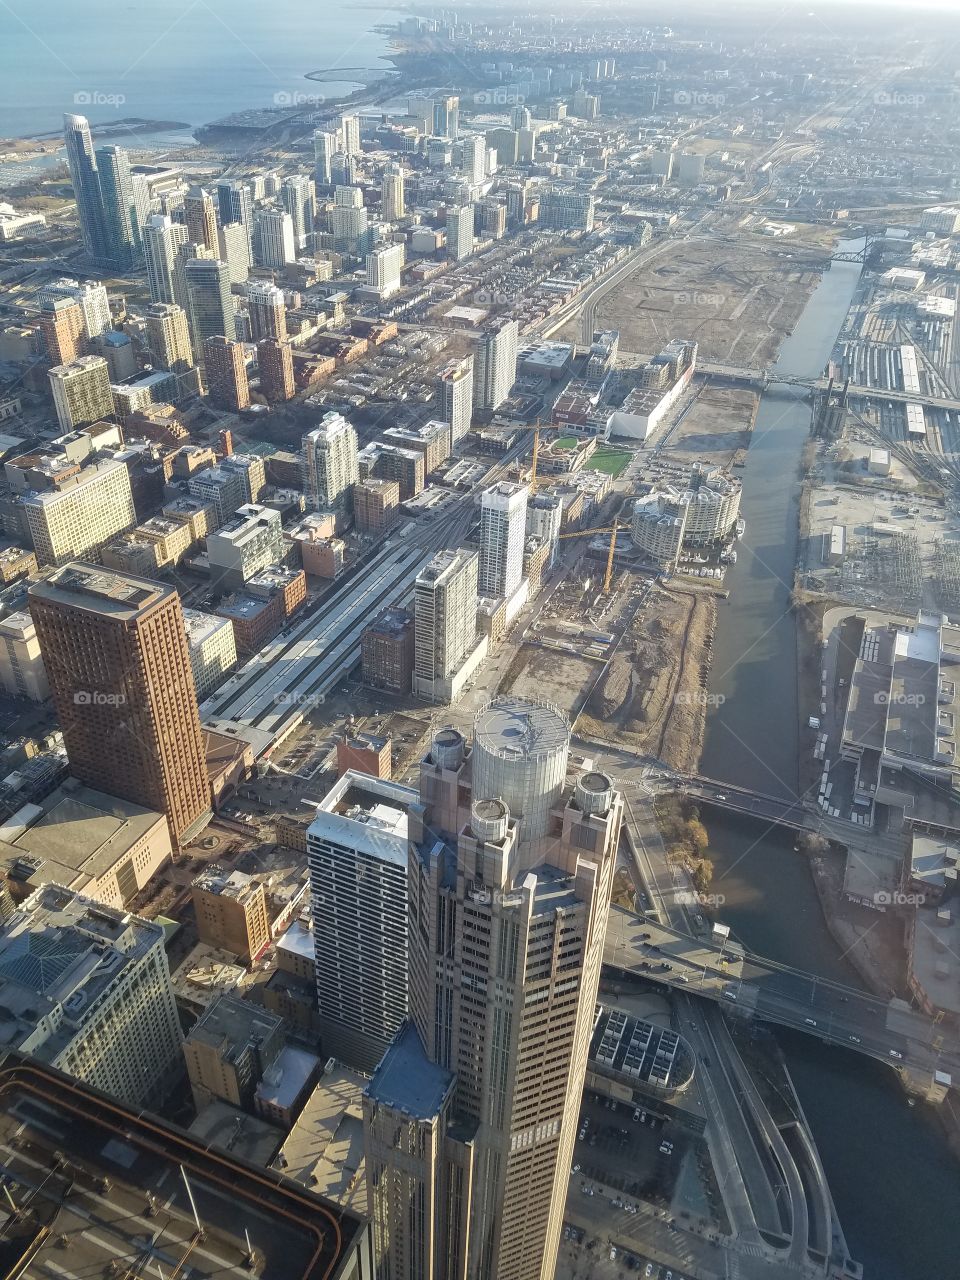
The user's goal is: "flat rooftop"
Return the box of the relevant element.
[0,1054,365,1280]
[274,1059,369,1214]
[365,1021,453,1120]
[28,561,169,619]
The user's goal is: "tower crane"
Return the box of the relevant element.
[557,517,622,593]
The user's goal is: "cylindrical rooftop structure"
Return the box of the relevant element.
[575,771,614,816]
[432,726,466,770]
[472,696,570,841]
[471,798,510,844]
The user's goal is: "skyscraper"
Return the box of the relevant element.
[247,281,288,341]
[142,214,188,304]
[96,144,138,269]
[204,336,250,411]
[413,547,478,690]
[340,112,361,157]
[433,93,460,139]
[217,219,252,285]
[257,337,295,403]
[446,203,474,261]
[458,133,487,185]
[307,770,416,1070]
[301,412,359,512]
[38,278,110,340]
[479,481,528,599]
[62,113,107,263]
[438,355,474,442]
[330,186,368,256]
[281,173,315,249]
[254,207,296,269]
[313,129,337,184]
[184,185,219,252]
[363,700,623,1280]
[39,296,86,366]
[216,179,254,254]
[381,163,406,220]
[474,317,519,414]
[48,354,114,431]
[183,258,233,365]
[144,301,194,374]
[28,563,212,846]
[365,242,404,298]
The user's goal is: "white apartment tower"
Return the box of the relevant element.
[479,480,528,599]
[301,412,360,512]
[414,547,479,686]
[474,317,519,413]
[307,771,415,1071]
[446,203,474,261]
[313,129,337,184]
[438,355,474,442]
[340,113,361,157]
[365,242,405,298]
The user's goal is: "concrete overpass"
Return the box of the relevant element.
[698,360,960,413]
[603,907,957,1083]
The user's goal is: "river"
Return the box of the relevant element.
[699,250,960,1279]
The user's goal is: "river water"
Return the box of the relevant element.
[699,252,960,1278]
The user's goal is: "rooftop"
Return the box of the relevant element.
[186,994,283,1064]
[365,1021,454,1120]
[273,1058,369,1214]
[28,562,168,619]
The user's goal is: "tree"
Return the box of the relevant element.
[685,819,709,854]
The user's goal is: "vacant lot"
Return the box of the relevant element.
[562,234,826,369]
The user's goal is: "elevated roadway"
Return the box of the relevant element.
[604,907,956,1079]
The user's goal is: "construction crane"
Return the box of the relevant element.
[557,517,621,593]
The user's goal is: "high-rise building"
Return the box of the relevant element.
[0,884,183,1107]
[340,112,361,157]
[330,187,369,256]
[433,93,459,139]
[217,219,251,285]
[48,354,114,430]
[187,454,266,523]
[676,151,706,187]
[257,336,295,403]
[538,186,596,232]
[38,278,110,340]
[95,144,138,269]
[364,700,623,1280]
[254,206,296,269]
[307,770,416,1070]
[204,336,250,412]
[474,317,519,414]
[446,203,474,261]
[205,502,282,589]
[301,412,359,512]
[29,563,212,845]
[247,281,288,341]
[413,547,478,688]
[381,163,406,220]
[365,242,404,297]
[39,296,86,366]
[313,129,337,184]
[62,113,107,263]
[479,480,528,599]
[142,214,188,304]
[16,452,136,567]
[0,610,49,701]
[216,178,254,253]
[330,150,359,187]
[184,185,219,252]
[144,301,194,374]
[458,133,487,185]
[437,355,474,443]
[511,104,532,130]
[183,258,233,365]
[281,173,315,249]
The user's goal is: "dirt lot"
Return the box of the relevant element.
[561,233,826,368]
[660,384,758,469]
[503,646,599,720]
[578,582,718,771]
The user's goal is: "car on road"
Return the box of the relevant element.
[804,1017,817,1027]
[848,1035,861,1044]
[715,793,727,801]
[889,1048,903,1059]
[645,1266,654,1278]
